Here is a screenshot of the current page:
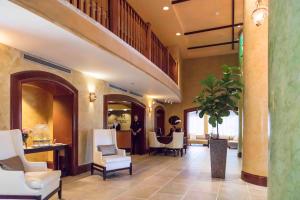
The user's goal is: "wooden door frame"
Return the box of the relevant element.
[103,94,146,153]
[183,107,198,137]
[154,106,165,135]
[10,70,79,175]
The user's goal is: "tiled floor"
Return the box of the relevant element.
[52,146,267,200]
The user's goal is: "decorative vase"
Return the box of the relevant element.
[210,138,228,179]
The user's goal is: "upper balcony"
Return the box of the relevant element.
[64,0,178,85]
[1,0,180,102]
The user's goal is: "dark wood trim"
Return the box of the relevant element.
[188,40,239,50]
[77,163,92,174]
[10,70,79,175]
[184,23,243,35]
[231,0,235,49]
[241,171,267,187]
[0,195,41,200]
[172,0,190,4]
[154,106,165,135]
[183,107,198,137]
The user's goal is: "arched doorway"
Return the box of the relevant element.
[10,71,78,175]
[103,94,146,154]
[154,106,165,135]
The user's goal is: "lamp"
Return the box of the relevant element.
[252,0,268,27]
[89,92,97,102]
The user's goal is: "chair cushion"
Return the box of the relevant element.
[0,156,24,171]
[103,155,131,163]
[97,145,117,156]
[25,170,61,189]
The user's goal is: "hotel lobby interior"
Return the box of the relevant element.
[0,0,297,199]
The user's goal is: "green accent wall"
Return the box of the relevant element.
[238,32,244,156]
[269,0,300,199]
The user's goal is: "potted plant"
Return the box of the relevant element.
[194,65,242,179]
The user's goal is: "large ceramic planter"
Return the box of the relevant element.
[210,138,228,179]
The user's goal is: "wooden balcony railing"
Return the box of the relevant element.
[65,0,178,84]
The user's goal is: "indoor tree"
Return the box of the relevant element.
[193,65,243,139]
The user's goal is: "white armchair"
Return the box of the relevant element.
[0,129,61,200]
[166,132,184,157]
[148,132,165,155]
[92,129,132,180]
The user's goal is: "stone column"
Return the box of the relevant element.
[269,0,300,199]
[241,0,268,186]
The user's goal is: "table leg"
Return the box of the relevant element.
[54,150,60,170]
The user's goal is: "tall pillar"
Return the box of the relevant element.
[241,0,268,186]
[269,1,300,199]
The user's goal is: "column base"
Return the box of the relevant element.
[241,171,267,187]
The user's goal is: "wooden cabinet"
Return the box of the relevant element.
[116,130,131,150]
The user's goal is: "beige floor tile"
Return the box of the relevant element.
[48,147,267,200]
[148,192,183,200]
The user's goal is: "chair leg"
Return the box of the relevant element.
[129,163,132,175]
[58,180,62,199]
[103,167,107,181]
[173,150,176,157]
[180,149,183,157]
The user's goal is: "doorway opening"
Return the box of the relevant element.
[104,94,146,154]
[154,106,165,136]
[11,71,78,175]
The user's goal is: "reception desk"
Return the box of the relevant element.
[116,130,131,150]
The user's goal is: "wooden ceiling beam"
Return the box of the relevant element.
[187,40,239,50]
[184,23,243,35]
[231,0,235,49]
[171,0,190,5]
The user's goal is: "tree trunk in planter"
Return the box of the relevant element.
[210,138,228,179]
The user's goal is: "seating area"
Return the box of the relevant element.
[148,132,185,156]
[1,0,298,199]
[187,134,238,149]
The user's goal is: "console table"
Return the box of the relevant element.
[24,144,68,172]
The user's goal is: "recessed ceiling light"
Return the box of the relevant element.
[215,11,220,16]
[176,32,181,36]
[163,6,169,11]
[237,25,241,28]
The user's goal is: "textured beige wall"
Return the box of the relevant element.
[242,0,268,177]
[164,54,239,132]
[0,43,156,165]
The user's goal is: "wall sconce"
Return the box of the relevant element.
[148,105,152,113]
[89,92,97,102]
[252,0,268,27]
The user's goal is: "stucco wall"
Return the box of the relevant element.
[164,54,239,132]
[0,43,154,165]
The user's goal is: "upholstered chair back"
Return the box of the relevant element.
[169,132,184,148]
[93,129,118,164]
[0,129,24,160]
[148,132,157,147]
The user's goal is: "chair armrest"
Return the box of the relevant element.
[93,150,103,165]
[0,168,38,195]
[117,149,126,157]
[23,161,48,172]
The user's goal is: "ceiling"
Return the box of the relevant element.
[128,0,243,59]
[0,1,180,102]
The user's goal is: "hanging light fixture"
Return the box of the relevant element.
[252,0,268,27]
